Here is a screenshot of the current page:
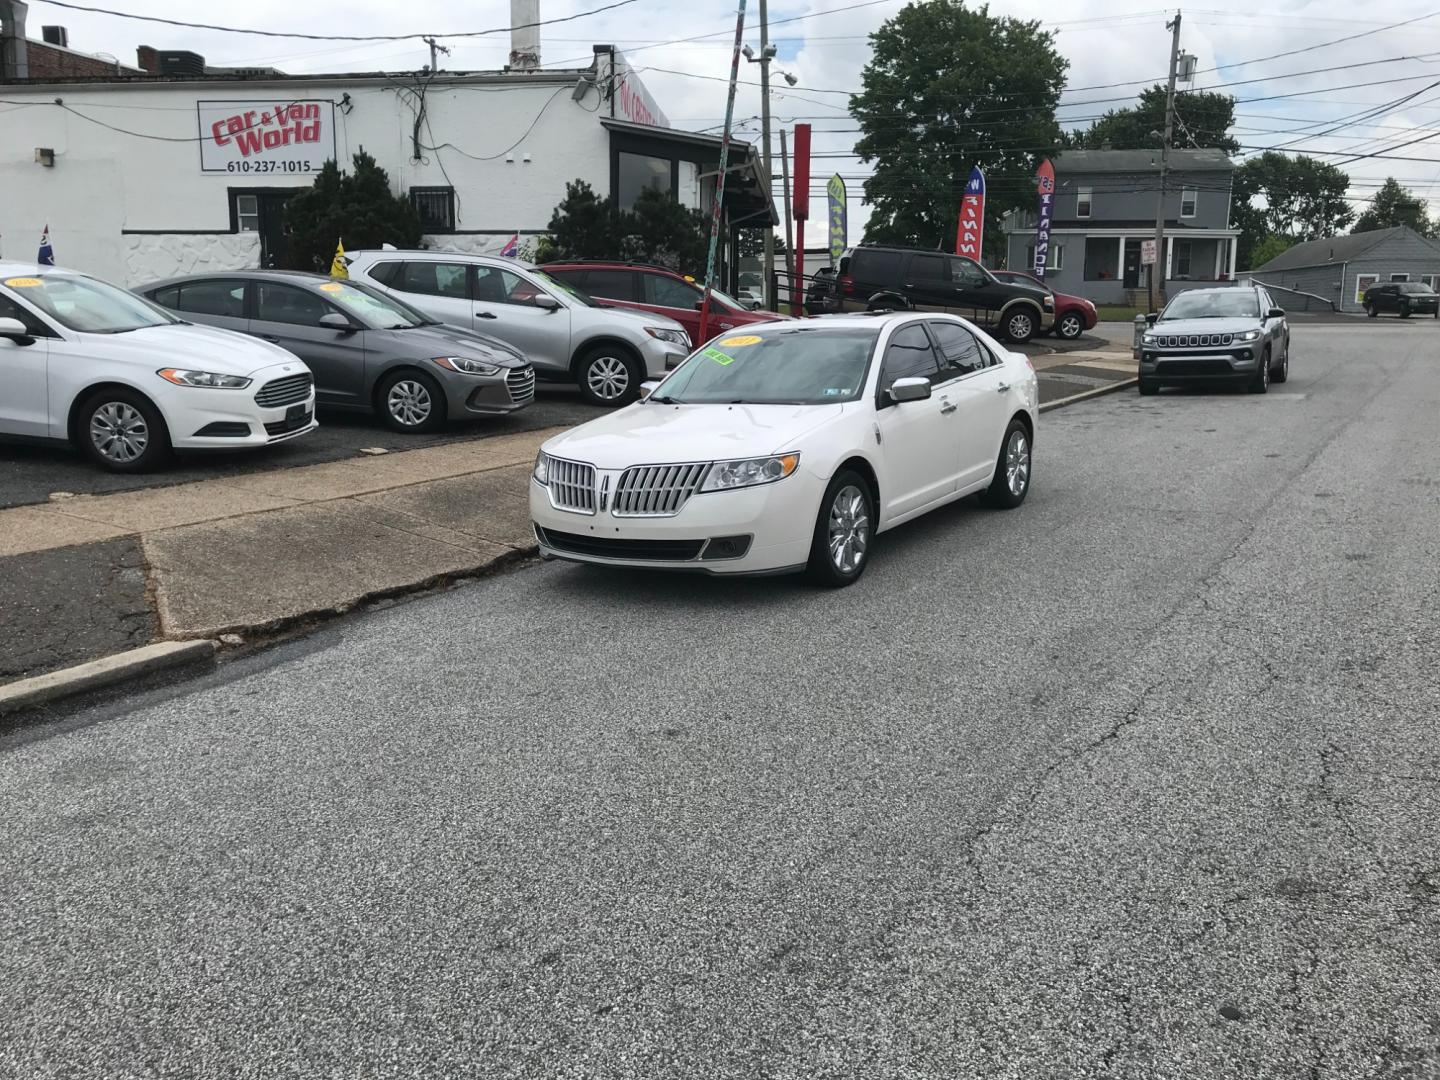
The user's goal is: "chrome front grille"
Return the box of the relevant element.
[613,463,709,518]
[506,366,536,404]
[254,372,313,408]
[1157,333,1234,348]
[548,457,596,515]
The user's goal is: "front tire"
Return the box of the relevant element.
[378,370,447,433]
[1055,311,1084,340]
[806,470,874,587]
[1272,341,1290,384]
[1249,348,1271,394]
[1003,306,1039,343]
[1399,304,1412,319]
[77,388,170,473]
[1138,379,1159,396]
[984,420,1032,509]
[577,347,642,407]
[1366,303,1378,318]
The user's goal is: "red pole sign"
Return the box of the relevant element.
[792,123,812,295]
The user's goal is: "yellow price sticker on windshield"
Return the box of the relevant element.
[717,335,762,348]
[318,282,344,292]
[3,277,42,287]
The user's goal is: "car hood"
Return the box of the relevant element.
[79,321,302,376]
[579,303,685,333]
[1152,317,1262,336]
[544,401,846,469]
[376,323,528,366]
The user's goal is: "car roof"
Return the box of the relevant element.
[0,263,84,279]
[140,269,335,289]
[347,248,539,270]
[542,260,686,277]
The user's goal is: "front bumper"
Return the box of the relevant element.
[442,365,536,418]
[529,469,824,575]
[159,362,319,449]
[641,338,689,378]
[1139,345,1263,383]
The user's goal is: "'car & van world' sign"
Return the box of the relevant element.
[198,99,337,174]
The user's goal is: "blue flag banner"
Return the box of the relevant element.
[37,224,55,266]
[956,166,985,262]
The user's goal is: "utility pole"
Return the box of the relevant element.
[699,0,748,344]
[780,128,796,311]
[1151,10,1182,313]
[423,36,450,72]
[758,0,775,311]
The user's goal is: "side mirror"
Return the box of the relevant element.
[639,380,661,401]
[1267,307,1285,319]
[533,293,561,311]
[0,316,35,346]
[1145,313,1159,326]
[318,312,355,332]
[888,376,932,403]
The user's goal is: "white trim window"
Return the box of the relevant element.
[1181,187,1198,218]
[235,194,259,233]
[1076,186,1093,219]
[1422,274,1438,289]
[1390,273,1410,282]
[1025,244,1064,271]
[1355,273,1379,304]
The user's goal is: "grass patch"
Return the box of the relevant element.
[1094,305,1151,322]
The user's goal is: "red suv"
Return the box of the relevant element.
[542,261,786,346]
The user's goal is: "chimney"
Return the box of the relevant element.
[509,0,540,71]
[137,44,157,73]
[0,0,30,80]
[40,23,65,47]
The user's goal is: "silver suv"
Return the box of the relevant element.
[346,250,691,406]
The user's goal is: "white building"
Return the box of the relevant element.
[0,18,774,287]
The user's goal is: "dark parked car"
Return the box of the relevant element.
[138,271,534,433]
[834,245,1054,342]
[991,270,1098,340]
[1363,281,1439,318]
[1138,285,1290,395]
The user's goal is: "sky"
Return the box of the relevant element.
[22,0,1440,238]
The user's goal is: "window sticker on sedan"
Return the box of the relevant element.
[717,335,762,348]
[3,277,41,288]
[318,282,343,293]
[701,346,737,365]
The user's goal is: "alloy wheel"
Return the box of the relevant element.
[1058,313,1083,339]
[388,380,433,427]
[1006,429,1030,497]
[1008,312,1034,340]
[827,485,870,575]
[587,356,631,401]
[89,402,149,464]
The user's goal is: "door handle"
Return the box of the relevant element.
[940,401,958,414]
[477,312,498,320]
[261,335,281,343]
[996,381,1011,392]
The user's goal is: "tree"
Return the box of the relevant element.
[282,150,421,272]
[851,0,1067,251]
[1249,234,1295,270]
[1353,177,1435,237]
[545,180,621,260]
[1231,151,1354,269]
[542,181,708,270]
[1065,86,1239,155]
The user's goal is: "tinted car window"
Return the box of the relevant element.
[474,266,543,306]
[396,261,469,299]
[256,283,331,327]
[880,323,941,388]
[850,249,904,284]
[0,292,53,336]
[150,286,180,308]
[175,280,245,318]
[950,258,988,286]
[930,321,987,376]
[644,273,700,309]
[910,253,948,281]
[582,269,639,302]
[367,261,402,287]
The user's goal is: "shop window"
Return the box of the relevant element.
[1076,186,1093,219]
[410,187,456,233]
[235,194,260,233]
[618,152,671,210]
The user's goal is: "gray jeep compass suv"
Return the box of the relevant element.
[1138,285,1290,395]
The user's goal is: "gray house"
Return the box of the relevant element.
[1247,226,1440,313]
[1003,148,1239,304]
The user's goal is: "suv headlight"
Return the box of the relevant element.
[157,368,252,389]
[533,452,550,485]
[1233,329,1262,343]
[700,453,800,492]
[432,355,501,376]
[645,327,691,347]
[1142,332,1159,345]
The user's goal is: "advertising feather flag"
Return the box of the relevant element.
[37,224,55,266]
[956,167,985,263]
[1032,160,1056,280]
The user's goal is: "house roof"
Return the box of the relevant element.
[1054,148,1234,174]
[1252,225,1440,271]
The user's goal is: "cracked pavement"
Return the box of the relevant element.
[1,321,1438,1077]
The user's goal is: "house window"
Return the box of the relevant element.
[235,194,259,233]
[1076,186,1093,219]
[1422,275,1438,289]
[1390,273,1410,282]
[1175,239,1193,278]
[678,161,701,210]
[618,151,672,210]
[410,187,456,233]
[1181,188,1198,218]
[1083,237,1119,281]
[1025,244,1064,271]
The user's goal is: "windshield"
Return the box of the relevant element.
[316,279,431,328]
[4,273,176,333]
[1161,291,1260,320]
[1398,282,1436,295]
[531,269,600,308]
[653,327,878,405]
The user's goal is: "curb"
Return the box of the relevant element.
[1039,377,1139,413]
[0,640,218,717]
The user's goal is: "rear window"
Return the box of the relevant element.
[850,249,904,284]
[1398,283,1435,295]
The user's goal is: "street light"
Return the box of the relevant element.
[744,23,783,311]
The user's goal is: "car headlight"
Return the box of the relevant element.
[157,368,252,389]
[533,452,549,485]
[645,327,691,347]
[1233,329,1262,342]
[1142,332,1159,345]
[432,355,501,376]
[700,453,800,492]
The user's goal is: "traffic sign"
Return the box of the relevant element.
[1141,239,1157,266]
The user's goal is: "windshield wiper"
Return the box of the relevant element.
[649,394,680,404]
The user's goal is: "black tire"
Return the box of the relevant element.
[1272,341,1290,384]
[1249,348,1271,395]
[1055,311,1085,340]
[1399,304,1412,319]
[377,370,447,433]
[576,346,642,407]
[806,469,875,587]
[984,418,1033,509]
[76,387,170,473]
[867,294,908,313]
[1366,303,1378,318]
[1138,379,1159,396]
[1002,305,1039,344]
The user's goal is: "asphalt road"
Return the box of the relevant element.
[3,321,1438,1077]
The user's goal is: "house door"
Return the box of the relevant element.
[232,190,303,269]
[1123,240,1143,289]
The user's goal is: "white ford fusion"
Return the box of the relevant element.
[531,312,1039,585]
[0,264,317,472]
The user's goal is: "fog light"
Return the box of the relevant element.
[701,535,752,560]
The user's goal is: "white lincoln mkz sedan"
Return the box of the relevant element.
[530,313,1039,585]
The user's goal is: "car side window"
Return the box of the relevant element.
[0,292,54,336]
[909,253,948,282]
[151,286,180,309]
[255,283,332,327]
[366,261,401,287]
[174,280,246,319]
[950,258,988,286]
[644,273,700,309]
[474,267,543,306]
[929,321,987,377]
[395,261,469,299]
[879,323,941,395]
[582,269,639,302]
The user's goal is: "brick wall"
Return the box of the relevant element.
[24,40,124,79]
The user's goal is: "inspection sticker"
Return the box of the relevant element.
[717,335,762,348]
[701,346,736,365]
[3,277,42,288]
[318,282,344,292]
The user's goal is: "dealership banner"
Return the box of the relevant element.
[956,166,985,262]
[198,99,336,174]
[1032,159,1056,280]
[827,174,847,267]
